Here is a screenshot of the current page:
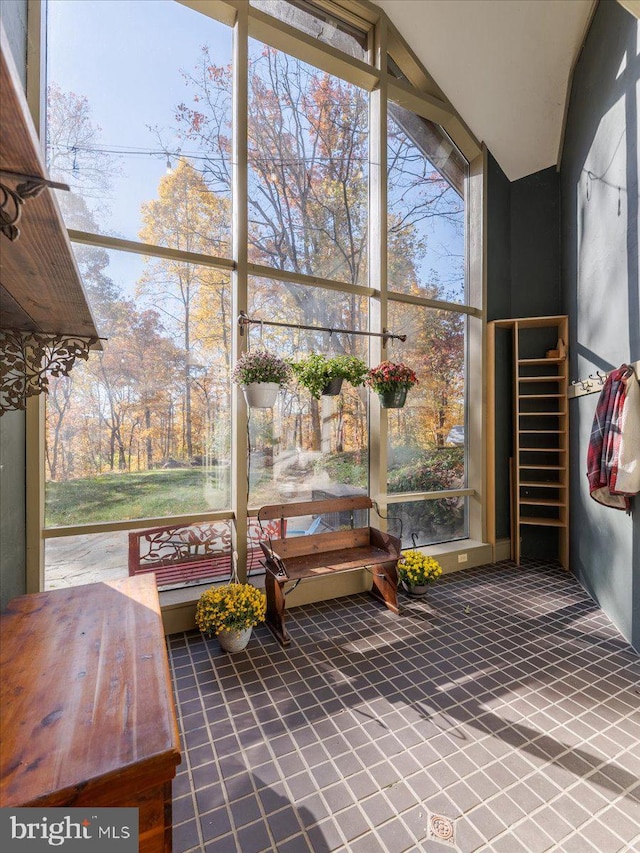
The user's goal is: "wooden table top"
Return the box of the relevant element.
[0,575,181,807]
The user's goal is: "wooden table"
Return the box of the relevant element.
[0,575,181,852]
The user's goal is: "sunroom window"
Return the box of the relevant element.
[41,0,479,593]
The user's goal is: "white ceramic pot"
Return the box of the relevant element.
[242,382,279,408]
[217,627,252,652]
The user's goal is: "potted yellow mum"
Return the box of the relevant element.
[195,581,266,652]
[398,550,442,597]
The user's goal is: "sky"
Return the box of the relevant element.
[48,0,464,304]
[48,0,232,290]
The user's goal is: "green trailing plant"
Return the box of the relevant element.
[290,354,368,399]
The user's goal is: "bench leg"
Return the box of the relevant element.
[265,572,290,646]
[369,560,400,615]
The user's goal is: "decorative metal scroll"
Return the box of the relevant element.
[130,519,281,587]
[0,170,70,241]
[136,522,233,568]
[0,330,97,415]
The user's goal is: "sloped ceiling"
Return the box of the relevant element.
[372,0,596,181]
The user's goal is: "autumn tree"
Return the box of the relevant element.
[138,159,232,460]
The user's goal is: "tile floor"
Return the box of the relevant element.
[166,559,640,852]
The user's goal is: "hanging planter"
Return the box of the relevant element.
[241,382,280,408]
[289,354,368,400]
[322,376,344,396]
[217,626,253,653]
[379,386,408,409]
[231,350,292,408]
[366,361,418,410]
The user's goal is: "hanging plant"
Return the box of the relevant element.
[232,350,291,386]
[232,350,292,407]
[366,361,418,409]
[290,354,368,399]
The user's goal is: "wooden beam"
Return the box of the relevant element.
[0,23,99,340]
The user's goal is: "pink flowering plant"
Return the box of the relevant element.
[366,361,418,394]
[232,350,292,387]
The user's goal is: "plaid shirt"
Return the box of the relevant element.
[586,365,632,511]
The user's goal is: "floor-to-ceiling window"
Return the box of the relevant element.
[39,0,481,592]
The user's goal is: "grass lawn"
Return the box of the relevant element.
[45,468,226,527]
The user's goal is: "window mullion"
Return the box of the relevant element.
[232,2,249,581]
[368,13,388,529]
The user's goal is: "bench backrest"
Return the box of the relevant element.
[265,527,372,558]
[258,497,373,536]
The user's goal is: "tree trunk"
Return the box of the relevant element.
[145,407,153,469]
[310,399,321,451]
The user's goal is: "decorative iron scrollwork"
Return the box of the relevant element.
[0,171,70,241]
[0,330,97,415]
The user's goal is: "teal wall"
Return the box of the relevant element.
[560,0,639,651]
[487,157,562,555]
[0,0,28,612]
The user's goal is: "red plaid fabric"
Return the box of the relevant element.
[586,365,631,511]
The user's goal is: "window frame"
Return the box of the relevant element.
[27,0,486,599]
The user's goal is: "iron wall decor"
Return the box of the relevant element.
[0,329,97,415]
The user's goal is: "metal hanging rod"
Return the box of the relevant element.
[237,311,407,347]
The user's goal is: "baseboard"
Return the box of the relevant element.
[493,538,512,562]
[161,539,500,635]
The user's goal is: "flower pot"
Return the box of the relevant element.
[378,387,408,409]
[322,377,344,396]
[401,580,429,598]
[217,626,252,652]
[242,382,279,408]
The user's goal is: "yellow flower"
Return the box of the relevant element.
[398,550,442,586]
[195,582,267,636]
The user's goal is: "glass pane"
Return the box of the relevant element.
[386,301,466,494]
[389,498,467,548]
[250,0,369,61]
[247,40,369,286]
[44,521,233,591]
[387,101,467,303]
[245,278,369,507]
[47,0,232,254]
[44,247,232,527]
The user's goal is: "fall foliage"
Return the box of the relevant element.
[44,41,466,531]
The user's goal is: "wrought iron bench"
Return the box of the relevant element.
[128,519,281,589]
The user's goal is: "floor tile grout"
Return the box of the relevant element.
[167,558,640,853]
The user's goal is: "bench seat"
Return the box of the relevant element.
[274,544,397,578]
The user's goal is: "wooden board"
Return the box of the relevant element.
[0,23,99,340]
[271,544,398,580]
[258,495,373,521]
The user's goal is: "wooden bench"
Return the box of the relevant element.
[128,519,282,589]
[258,497,401,646]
